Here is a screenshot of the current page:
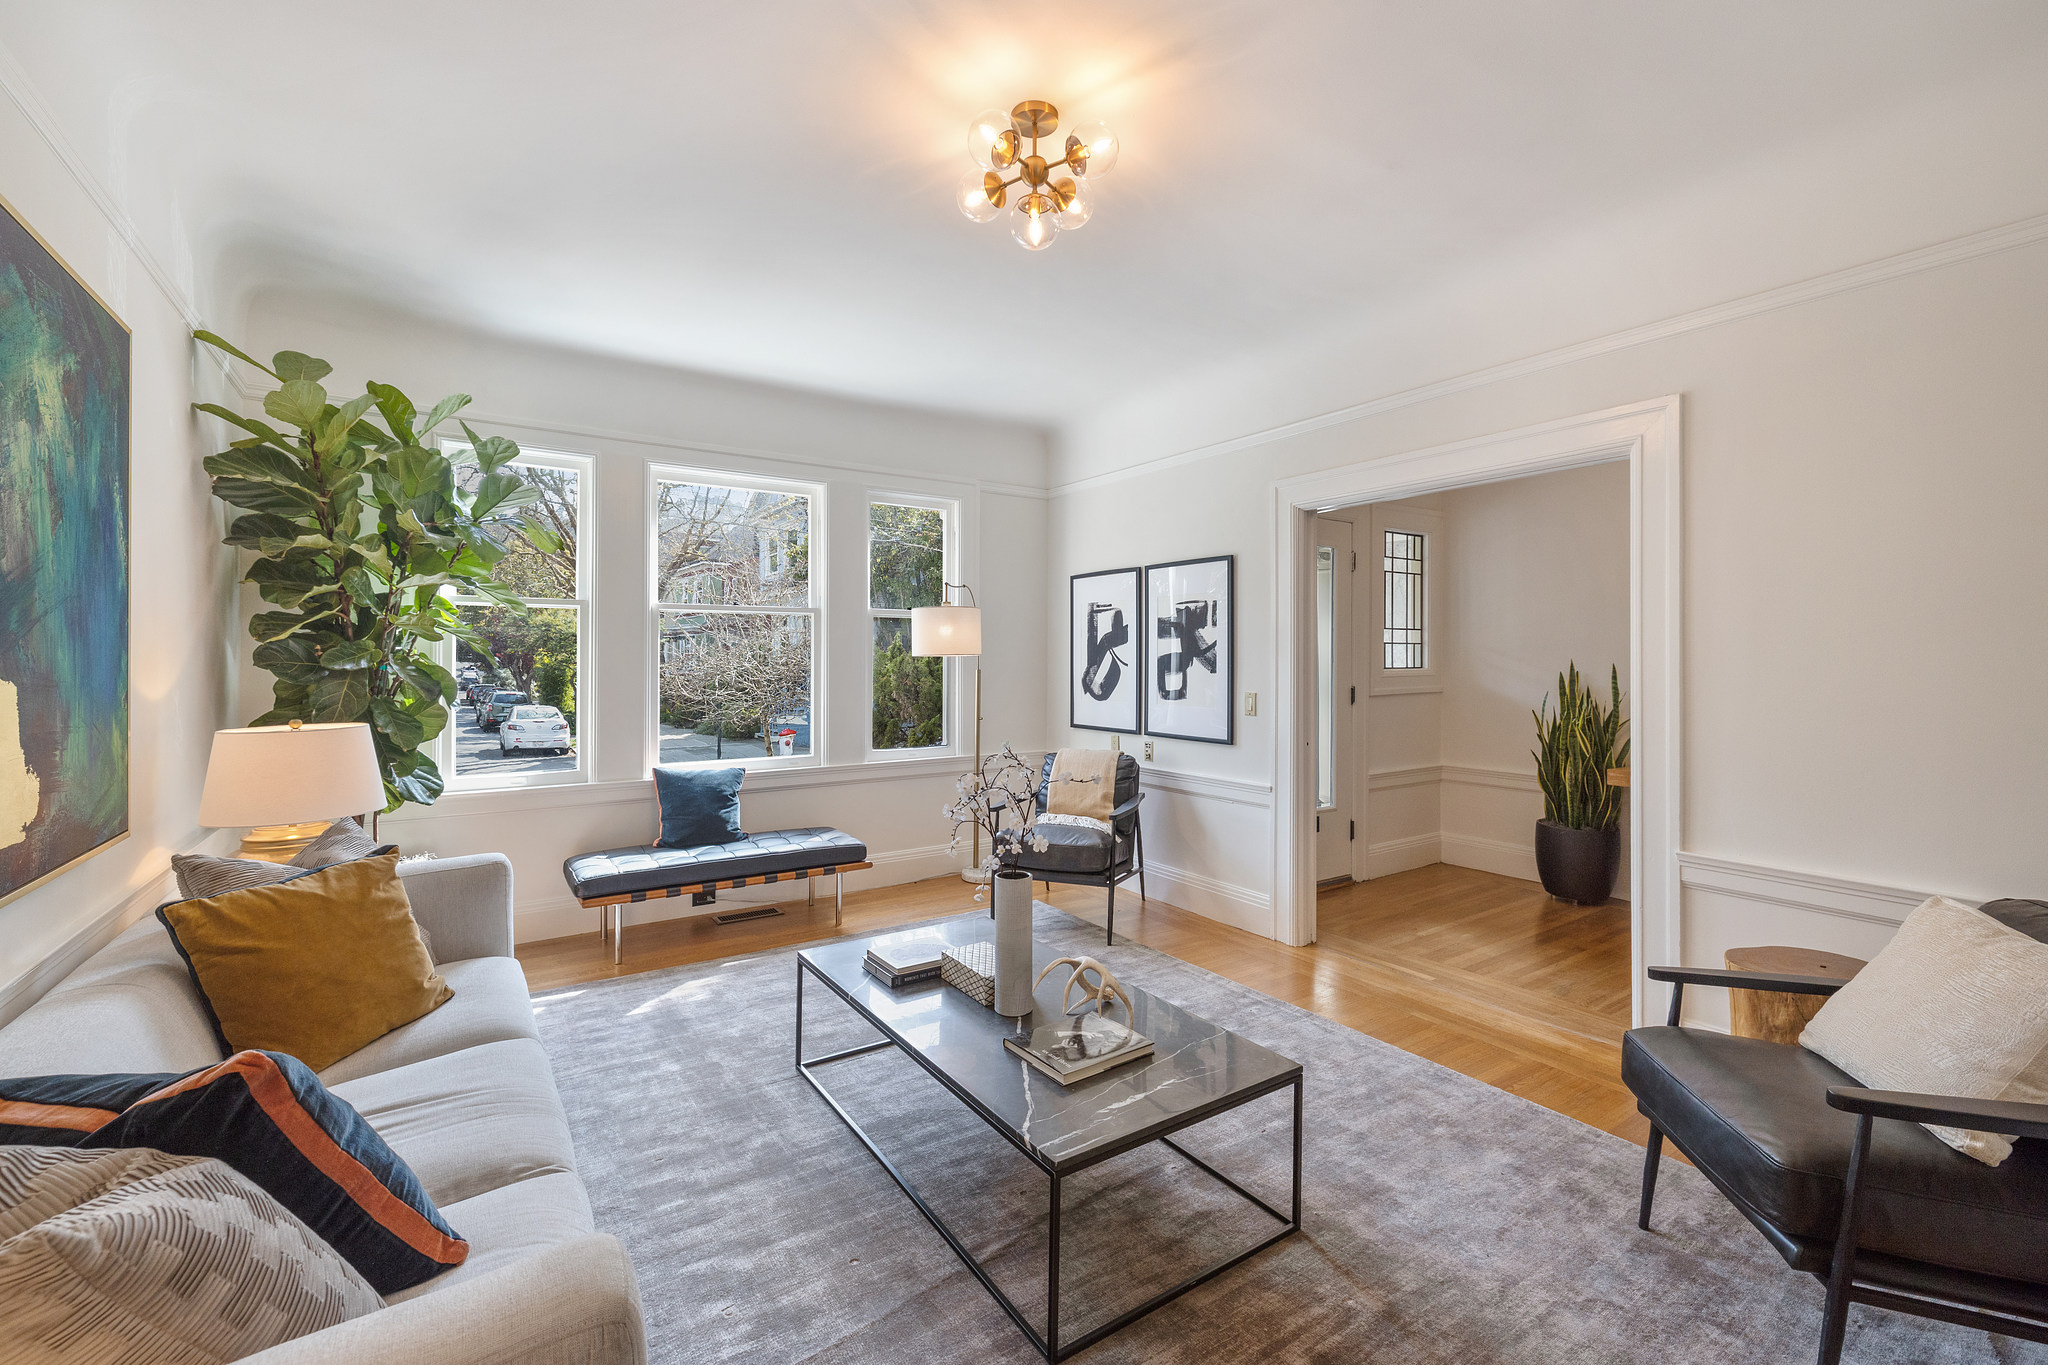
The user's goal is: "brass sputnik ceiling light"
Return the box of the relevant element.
[957,101,1119,251]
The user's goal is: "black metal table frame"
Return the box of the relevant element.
[796,955,1303,1362]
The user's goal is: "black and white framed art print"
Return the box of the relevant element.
[1144,555,1233,744]
[1069,566,1142,733]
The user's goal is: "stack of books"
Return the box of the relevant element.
[1004,1014,1154,1085]
[862,930,948,988]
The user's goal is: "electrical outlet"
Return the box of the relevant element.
[1243,692,1258,716]
[1143,740,1154,761]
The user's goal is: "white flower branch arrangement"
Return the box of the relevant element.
[942,745,1051,886]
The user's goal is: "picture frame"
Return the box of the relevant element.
[0,191,132,909]
[1069,566,1142,734]
[1144,555,1234,745]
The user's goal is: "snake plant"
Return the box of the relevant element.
[1532,662,1630,832]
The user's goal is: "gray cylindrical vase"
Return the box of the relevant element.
[993,869,1035,1017]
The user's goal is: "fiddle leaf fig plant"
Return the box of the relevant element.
[192,330,556,811]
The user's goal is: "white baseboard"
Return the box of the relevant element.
[1440,832,1541,883]
[1364,834,1441,879]
[511,843,965,944]
[1133,859,1271,936]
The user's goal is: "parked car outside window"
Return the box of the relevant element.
[480,690,528,731]
[499,705,572,755]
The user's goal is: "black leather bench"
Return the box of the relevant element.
[564,827,870,962]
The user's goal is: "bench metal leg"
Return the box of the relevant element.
[613,905,623,965]
[808,878,816,907]
[835,871,844,928]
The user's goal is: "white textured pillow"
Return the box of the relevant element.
[0,1145,382,1364]
[1801,896,2048,1166]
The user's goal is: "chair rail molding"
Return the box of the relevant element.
[1272,396,1681,1030]
[1677,852,1965,928]
[1140,766,1274,809]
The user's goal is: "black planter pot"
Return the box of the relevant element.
[1534,820,1620,904]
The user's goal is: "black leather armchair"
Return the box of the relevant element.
[1008,752,1145,945]
[1626,899,2048,1364]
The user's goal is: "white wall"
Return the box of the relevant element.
[1044,235,2048,1027]
[233,291,1051,941]
[0,92,239,1020]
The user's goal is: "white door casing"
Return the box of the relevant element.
[1270,396,1681,1028]
[1312,516,1355,880]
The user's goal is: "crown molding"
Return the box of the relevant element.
[0,36,203,332]
[1050,212,2048,497]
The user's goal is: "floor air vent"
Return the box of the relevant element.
[712,906,785,926]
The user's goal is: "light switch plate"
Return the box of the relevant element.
[1243,692,1258,716]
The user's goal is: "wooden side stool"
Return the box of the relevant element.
[1723,945,1867,1044]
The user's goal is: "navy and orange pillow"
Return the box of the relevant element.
[0,1050,465,1294]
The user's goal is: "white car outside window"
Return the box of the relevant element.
[499,705,573,755]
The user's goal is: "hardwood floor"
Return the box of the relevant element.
[516,863,1653,1147]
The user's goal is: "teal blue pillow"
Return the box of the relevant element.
[654,766,744,848]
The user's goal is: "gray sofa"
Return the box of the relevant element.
[0,852,646,1365]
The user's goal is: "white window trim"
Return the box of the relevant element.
[647,462,825,772]
[435,445,595,792]
[1369,503,1443,695]
[864,491,958,762]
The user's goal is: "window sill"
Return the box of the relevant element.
[383,751,996,824]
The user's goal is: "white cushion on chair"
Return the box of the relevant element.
[1801,895,2048,1165]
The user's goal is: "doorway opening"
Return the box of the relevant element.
[1272,397,1681,1029]
[1309,463,1632,1047]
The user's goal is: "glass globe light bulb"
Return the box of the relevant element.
[1053,177,1092,230]
[957,169,1004,223]
[968,108,1012,171]
[1064,122,1119,178]
[1011,194,1059,251]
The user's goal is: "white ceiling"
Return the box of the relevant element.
[6,2,2046,424]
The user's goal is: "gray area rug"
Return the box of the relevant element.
[532,904,2045,1363]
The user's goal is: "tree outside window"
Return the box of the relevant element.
[869,502,946,751]
[655,478,815,763]
[445,452,586,781]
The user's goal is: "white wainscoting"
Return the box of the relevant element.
[1363,764,1547,883]
[1669,852,1948,1031]
[1133,767,1275,935]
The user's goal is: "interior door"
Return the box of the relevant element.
[1313,516,1356,881]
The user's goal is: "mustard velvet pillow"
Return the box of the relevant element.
[157,853,452,1072]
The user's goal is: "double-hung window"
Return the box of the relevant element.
[443,448,590,788]
[867,499,948,753]
[653,470,817,766]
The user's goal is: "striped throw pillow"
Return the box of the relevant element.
[170,853,311,901]
[0,1145,381,1365]
[289,817,390,869]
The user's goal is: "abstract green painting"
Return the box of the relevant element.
[0,195,130,907]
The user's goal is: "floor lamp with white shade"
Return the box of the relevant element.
[911,584,987,885]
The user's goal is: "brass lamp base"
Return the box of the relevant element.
[235,821,333,864]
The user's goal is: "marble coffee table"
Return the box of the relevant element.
[796,917,1302,1362]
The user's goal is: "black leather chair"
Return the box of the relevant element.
[1007,752,1145,945]
[1627,898,2048,1364]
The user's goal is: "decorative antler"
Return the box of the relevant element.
[1034,955,1132,1020]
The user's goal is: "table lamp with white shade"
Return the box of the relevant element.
[911,585,987,884]
[198,720,385,862]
